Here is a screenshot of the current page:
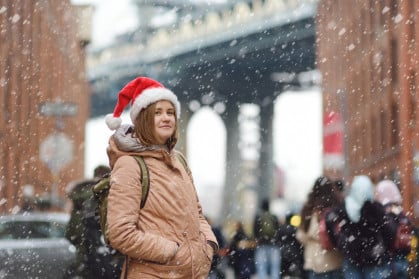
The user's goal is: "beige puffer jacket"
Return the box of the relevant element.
[296,213,343,274]
[106,128,217,279]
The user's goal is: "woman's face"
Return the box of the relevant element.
[154,100,176,145]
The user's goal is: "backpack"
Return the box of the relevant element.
[81,195,123,278]
[319,209,335,250]
[392,213,414,253]
[92,153,190,247]
[258,212,277,241]
[92,156,149,246]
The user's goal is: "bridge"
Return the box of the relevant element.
[86,0,319,221]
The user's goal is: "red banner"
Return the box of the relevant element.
[323,112,343,155]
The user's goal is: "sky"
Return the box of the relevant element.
[77,0,323,219]
[72,0,139,47]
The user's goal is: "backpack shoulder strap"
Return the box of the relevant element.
[132,153,188,209]
[175,152,191,175]
[132,156,150,209]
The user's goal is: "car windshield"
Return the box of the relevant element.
[0,220,66,240]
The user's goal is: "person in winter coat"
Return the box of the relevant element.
[277,213,304,278]
[207,216,228,279]
[376,179,413,279]
[253,198,281,279]
[104,76,218,279]
[82,165,124,279]
[64,165,121,279]
[65,178,96,278]
[229,221,256,279]
[326,175,397,279]
[296,176,343,279]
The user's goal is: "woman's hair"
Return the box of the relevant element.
[133,101,178,150]
[300,176,340,232]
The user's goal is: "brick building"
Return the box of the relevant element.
[316,0,419,219]
[0,1,91,213]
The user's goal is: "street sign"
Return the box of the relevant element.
[40,132,74,174]
[39,101,78,117]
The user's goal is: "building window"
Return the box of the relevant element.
[410,71,416,126]
[391,0,399,18]
[371,115,378,155]
[380,110,387,150]
[390,39,398,88]
[391,103,399,147]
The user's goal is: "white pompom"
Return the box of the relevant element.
[105,114,122,130]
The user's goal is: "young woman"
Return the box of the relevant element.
[229,221,256,279]
[296,176,344,279]
[104,76,218,278]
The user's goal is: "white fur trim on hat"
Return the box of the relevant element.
[105,113,122,130]
[130,87,181,122]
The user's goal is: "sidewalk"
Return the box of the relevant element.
[223,267,257,279]
[223,267,300,279]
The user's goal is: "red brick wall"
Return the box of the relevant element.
[317,0,419,217]
[0,0,90,213]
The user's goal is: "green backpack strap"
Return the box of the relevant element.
[132,154,186,209]
[133,156,150,209]
[175,152,191,175]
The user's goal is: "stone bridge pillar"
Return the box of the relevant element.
[258,100,275,205]
[220,102,242,221]
[177,103,192,155]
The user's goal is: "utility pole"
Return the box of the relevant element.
[39,100,78,207]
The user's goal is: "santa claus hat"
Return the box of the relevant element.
[105,76,180,130]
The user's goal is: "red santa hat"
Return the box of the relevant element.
[105,76,180,130]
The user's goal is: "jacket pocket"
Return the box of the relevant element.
[200,232,213,263]
[165,240,191,267]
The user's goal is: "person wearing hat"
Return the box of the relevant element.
[296,176,344,279]
[325,175,397,279]
[104,77,218,278]
[376,179,413,279]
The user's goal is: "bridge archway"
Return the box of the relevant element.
[184,102,275,223]
[187,107,226,221]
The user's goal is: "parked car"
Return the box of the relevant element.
[0,212,76,278]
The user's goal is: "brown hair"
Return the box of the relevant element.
[133,101,178,150]
[300,176,341,232]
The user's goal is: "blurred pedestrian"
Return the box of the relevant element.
[277,213,305,278]
[64,175,96,278]
[229,221,256,279]
[296,176,343,279]
[333,179,347,202]
[82,165,123,279]
[326,175,397,279]
[207,216,227,279]
[376,179,413,279]
[64,165,122,279]
[253,198,281,279]
[105,76,218,278]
